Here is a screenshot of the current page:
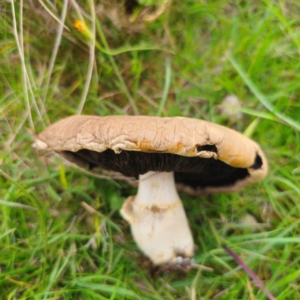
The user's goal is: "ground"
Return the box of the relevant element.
[1,0,300,299]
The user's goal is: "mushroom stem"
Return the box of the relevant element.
[120,171,194,265]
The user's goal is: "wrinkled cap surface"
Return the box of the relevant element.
[35,115,268,195]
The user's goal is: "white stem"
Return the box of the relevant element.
[121,171,194,265]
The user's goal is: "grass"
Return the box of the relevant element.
[1,0,300,299]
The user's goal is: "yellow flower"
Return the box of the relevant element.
[73,19,86,33]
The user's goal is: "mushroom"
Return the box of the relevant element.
[34,115,268,265]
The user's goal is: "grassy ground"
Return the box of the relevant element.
[1,0,300,299]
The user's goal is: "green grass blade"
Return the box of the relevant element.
[229,55,300,131]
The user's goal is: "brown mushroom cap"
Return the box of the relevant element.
[35,115,268,195]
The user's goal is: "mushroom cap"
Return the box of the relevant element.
[35,115,268,195]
